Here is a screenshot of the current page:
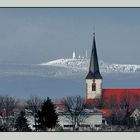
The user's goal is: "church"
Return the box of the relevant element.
[54,32,140,130]
[86,33,140,105]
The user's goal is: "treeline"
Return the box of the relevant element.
[0,95,89,132]
[0,94,140,132]
[0,95,58,132]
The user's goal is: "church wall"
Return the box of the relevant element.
[86,79,102,99]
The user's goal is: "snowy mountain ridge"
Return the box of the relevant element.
[39,58,140,73]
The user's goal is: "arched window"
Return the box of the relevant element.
[92,80,96,91]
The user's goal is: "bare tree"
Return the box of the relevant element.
[61,96,87,131]
[120,93,140,127]
[0,95,18,131]
[86,97,105,109]
[25,96,43,131]
[26,96,43,113]
[105,93,140,127]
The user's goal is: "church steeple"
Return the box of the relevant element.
[85,32,103,100]
[86,33,102,79]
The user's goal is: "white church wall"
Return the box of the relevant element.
[86,79,102,99]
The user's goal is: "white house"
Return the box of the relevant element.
[56,108,105,131]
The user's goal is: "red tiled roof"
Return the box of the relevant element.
[103,89,140,95]
[98,109,112,117]
[86,89,140,105]
[54,103,65,110]
[103,89,140,104]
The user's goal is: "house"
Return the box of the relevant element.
[130,108,140,125]
[56,107,106,131]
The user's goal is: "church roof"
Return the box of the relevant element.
[102,89,140,104]
[103,89,140,96]
[86,33,102,79]
[86,70,102,79]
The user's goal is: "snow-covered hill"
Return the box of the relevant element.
[40,58,88,70]
[39,58,140,73]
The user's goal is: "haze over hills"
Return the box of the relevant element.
[0,56,140,99]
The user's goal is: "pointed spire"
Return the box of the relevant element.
[89,32,99,73]
[86,32,102,79]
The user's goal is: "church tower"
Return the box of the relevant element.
[86,33,103,100]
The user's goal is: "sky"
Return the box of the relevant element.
[0,8,140,64]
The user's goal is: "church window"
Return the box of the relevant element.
[92,80,96,91]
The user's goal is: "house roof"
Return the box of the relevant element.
[98,109,113,118]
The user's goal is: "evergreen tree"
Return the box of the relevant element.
[15,111,31,132]
[36,98,58,131]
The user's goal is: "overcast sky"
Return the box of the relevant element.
[0,8,140,64]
